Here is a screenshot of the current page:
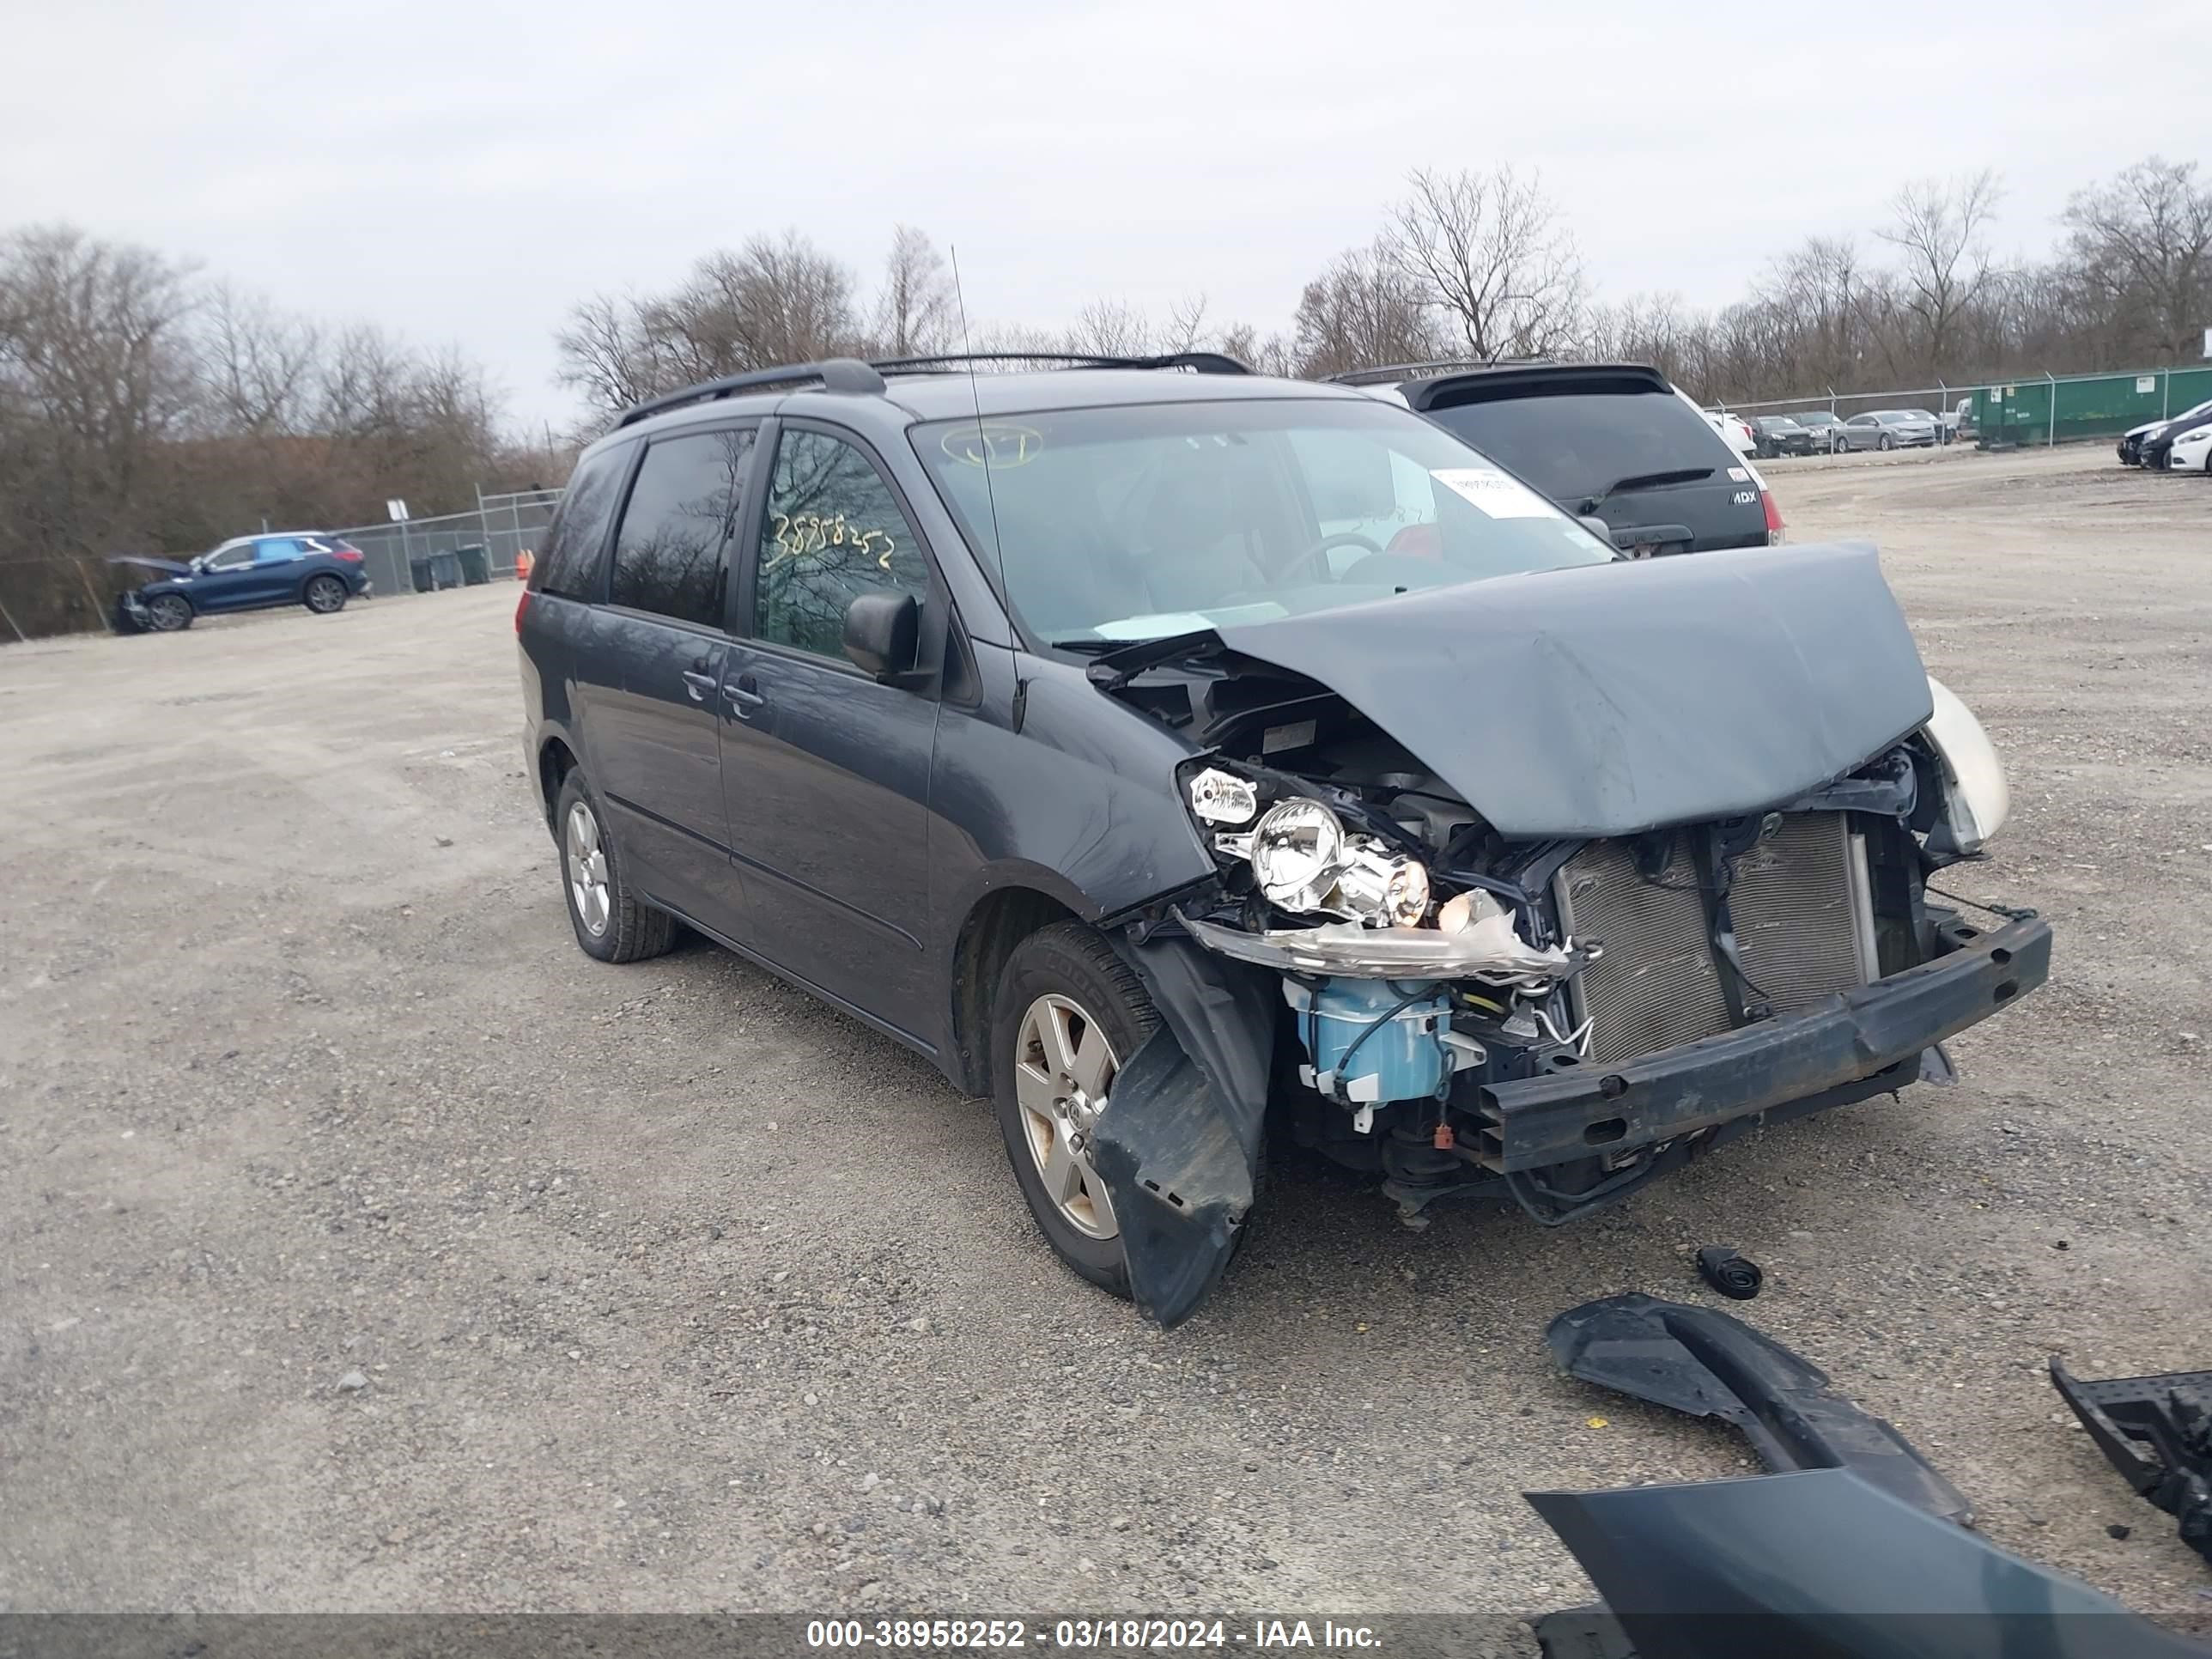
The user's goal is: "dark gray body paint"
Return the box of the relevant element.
[1527,1468,2209,1659]
[1212,542,1934,840]
[1547,1293,1971,1522]
[1091,935,1277,1327]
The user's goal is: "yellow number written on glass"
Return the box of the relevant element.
[769,513,897,571]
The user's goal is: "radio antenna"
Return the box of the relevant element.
[948,245,1006,592]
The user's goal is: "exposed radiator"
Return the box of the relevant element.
[1554,813,1875,1066]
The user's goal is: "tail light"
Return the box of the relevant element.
[333,547,364,562]
[514,591,532,634]
[1761,489,1784,544]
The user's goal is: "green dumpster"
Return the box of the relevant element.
[409,550,462,592]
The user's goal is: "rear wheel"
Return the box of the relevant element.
[303,574,349,614]
[554,771,676,963]
[144,593,192,632]
[991,922,1158,1298]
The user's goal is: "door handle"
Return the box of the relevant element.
[681,659,717,702]
[726,671,765,720]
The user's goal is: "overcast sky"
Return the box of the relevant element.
[6,1,2200,430]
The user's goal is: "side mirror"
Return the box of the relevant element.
[1576,514,1620,547]
[843,590,919,681]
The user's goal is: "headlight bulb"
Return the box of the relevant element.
[1382,858,1430,927]
[1187,767,1259,825]
[1249,799,1345,911]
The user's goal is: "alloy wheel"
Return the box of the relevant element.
[147,595,190,631]
[1012,993,1122,1241]
[565,800,611,936]
[306,576,345,613]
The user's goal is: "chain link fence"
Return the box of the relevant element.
[329,488,561,600]
[1711,363,2212,447]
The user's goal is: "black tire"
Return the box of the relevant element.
[553,770,676,963]
[303,574,349,615]
[1877,434,1894,451]
[144,592,192,632]
[990,921,1159,1298]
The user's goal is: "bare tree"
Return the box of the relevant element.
[872,226,956,358]
[1064,298,1153,357]
[554,292,672,412]
[1878,170,2003,376]
[2062,158,2212,362]
[1388,166,1586,361]
[553,233,864,412]
[198,283,320,435]
[1160,294,1211,354]
[1291,240,1439,378]
[687,230,862,370]
[1214,319,1293,375]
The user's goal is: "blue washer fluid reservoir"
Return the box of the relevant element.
[1283,978,1460,1105]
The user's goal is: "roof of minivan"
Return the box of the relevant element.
[596,368,1371,454]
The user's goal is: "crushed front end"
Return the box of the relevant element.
[1126,651,2048,1228]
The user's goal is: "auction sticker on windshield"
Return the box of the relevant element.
[1430,465,1553,518]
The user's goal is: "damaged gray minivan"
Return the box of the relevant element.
[517,353,2051,1327]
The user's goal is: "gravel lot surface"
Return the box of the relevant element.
[3,443,2208,1630]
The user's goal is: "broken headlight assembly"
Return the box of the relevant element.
[1184,770,1430,929]
[1176,763,1578,987]
[1923,676,2011,856]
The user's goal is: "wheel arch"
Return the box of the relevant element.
[947,884,1087,1097]
[537,735,580,835]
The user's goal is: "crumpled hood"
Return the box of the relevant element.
[106,555,192,577]
[1209,542,1933,840]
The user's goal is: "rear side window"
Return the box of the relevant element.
[609,428,756,629]
[535,441,635,599]
[1422,381,1736,505]
[253,538,301,562]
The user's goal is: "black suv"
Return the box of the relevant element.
[1343,361,1782,556]
[518,354,2047,1326]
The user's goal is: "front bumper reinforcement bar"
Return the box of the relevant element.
[1474,915,2051,1171]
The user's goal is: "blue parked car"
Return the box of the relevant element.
[109,532,373,633]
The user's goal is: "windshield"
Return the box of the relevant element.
[912,398,1613,647]
[1417,381,1737,503]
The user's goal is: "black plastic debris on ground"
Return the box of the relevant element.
[2051,1358,2212,1565]
[1694,1245,1763,1300]
[1547,1292,1972,1524]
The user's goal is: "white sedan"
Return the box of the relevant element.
[2168,418,2212,473]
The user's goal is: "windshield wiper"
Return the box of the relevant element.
[1579,467,1713,515]
[1048,636,1123,654]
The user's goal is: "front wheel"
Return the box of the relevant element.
[303,574,349,614]
[990,922,1159,1298]
[553,771,675,963]
[1877,434,1894,451]
[144,593,192,632]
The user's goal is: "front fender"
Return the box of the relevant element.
[1090,933,1277,1328]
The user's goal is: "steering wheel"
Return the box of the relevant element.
[1273,530,1383,587]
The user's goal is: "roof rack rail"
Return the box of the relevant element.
[872,350,1252,377]
[615,356,887,428]
[615,349,1255,430]
[1323,356,1553,386]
